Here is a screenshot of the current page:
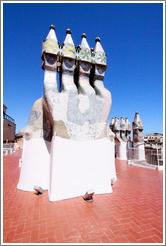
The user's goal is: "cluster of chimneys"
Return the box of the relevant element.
[110,112,143,132]
[110,117,131,132]
[41,25,107,69]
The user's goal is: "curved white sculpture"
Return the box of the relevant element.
[17,26,117,201]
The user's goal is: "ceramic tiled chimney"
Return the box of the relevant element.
[132,112,146,160]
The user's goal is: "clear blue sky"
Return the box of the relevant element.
[3,2,163,135]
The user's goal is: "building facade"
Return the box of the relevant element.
[3,104,16,143]
[144,133,163,146]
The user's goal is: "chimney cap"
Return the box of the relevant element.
[81,33,87,38]
[66,28,72,34]
[50,25,55,30]
[95,37,100,42]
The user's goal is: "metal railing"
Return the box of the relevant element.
[145,148,163,166]
[3,143,15,148]
[3,143,16,155]
[127,147,163,166]
[3,113,15,123]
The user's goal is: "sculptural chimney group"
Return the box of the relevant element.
[17,26,146,202]
[111,112,145,161]
[17,25,117,202]
[111,116,131,160]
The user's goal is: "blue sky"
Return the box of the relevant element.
[3,2,163,135]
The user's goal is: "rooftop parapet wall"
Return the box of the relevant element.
[3,113,15,123]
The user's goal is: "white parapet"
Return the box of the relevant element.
[17,138,51,191]
[49,136,117,202]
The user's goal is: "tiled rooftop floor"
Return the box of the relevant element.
[3,149,163,243]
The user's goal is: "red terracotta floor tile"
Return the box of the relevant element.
[3,150,163,243]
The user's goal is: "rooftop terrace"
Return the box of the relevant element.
[3,149,163,244]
